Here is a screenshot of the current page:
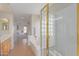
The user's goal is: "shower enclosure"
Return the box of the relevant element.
[40,3,77,56]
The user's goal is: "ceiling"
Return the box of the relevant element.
[0,3,72,15]
[0,3,45,15]
[0,3,11,13]
[9,3,45,15]
[49,3,72,14]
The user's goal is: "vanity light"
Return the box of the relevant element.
[2,18,8,22]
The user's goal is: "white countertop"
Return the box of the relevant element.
[0,34,11,43]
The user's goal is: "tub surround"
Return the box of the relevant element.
[28,35,40,55]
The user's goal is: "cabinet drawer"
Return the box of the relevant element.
[1,38,11,55]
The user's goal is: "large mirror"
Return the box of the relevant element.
[0,18,9,32]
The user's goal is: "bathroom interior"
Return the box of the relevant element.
[0,3,78,56]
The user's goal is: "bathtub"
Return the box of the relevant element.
[49,47,62,56]
[28,35,62,56]
[28,35,42,56]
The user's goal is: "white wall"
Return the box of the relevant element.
[31,15,40,39]
[54,4,77,56]
[31,15,41,55]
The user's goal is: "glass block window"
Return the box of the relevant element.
[41,5,48,56]
[48,15,55,48]
[48,15,54,36]
[41,13,47,49]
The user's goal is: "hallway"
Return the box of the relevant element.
[9,39,35,56]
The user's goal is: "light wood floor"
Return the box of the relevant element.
[9,39,35,56]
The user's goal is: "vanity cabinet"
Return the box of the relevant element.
[0,4,13,56]
[1,38,11,56]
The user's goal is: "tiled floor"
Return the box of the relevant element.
[9,39,35,56]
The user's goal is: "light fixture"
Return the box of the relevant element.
[2,18,8,22]
[23,26,27,33]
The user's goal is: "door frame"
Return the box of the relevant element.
[77,3,79,56]
[40,4,49,56]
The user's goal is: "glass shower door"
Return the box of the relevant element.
[40,4,49,56]
[48,3,77,56]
